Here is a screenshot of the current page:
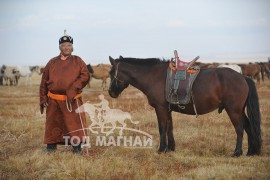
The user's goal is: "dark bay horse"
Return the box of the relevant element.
[108,56,261,157]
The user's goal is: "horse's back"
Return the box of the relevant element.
[240,64,261,76]
[92,65,110,79]
[218,64,242,74]
[195,68,247,91]
[16,65,31,76]
[16,65,30,72]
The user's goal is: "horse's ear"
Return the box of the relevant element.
[119,56,123,59]
[109,56,116,66]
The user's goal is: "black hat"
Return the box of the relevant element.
[59,35,73,44]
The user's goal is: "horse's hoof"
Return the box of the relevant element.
[166,147,175,152]
[231,154,240,158]
[167,144,175,152]
[157,150,166,154]
[246,151,259,156]
[231,150,243,157]
[157,147,167,154]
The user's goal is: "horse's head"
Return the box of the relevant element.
[30,66,42,75]
[108,56,129,98]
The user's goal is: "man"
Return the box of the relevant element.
[40,33,90,153]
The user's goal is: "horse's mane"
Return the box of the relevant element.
[30,66,38,71]
[116,57,168,65]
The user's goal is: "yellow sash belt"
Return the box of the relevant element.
[48,91,82,101]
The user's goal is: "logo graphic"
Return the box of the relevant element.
[68,94,153,149]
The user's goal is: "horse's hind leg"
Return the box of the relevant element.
[226,109,245,157]
[255,74,260,84]
[233,112,257,156]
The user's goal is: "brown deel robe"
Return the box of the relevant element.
[40,55,90,144]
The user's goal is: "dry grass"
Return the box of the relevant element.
[0,74,270,179]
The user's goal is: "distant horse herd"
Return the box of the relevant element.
[0,65,41,86]
[194,61,270,84]
[1,58,270,88]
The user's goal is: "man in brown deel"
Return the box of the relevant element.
[40,32,90,153]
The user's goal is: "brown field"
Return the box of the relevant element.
[0,74,270,179]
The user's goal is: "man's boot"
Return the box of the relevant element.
[72,144,82,154]
[45,143,57,153]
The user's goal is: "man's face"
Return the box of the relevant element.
[60,42,73,56]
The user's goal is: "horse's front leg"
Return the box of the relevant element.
[29,76,32,86]
[167,111,175,152]
[88,76,92,88]
[25,75,28,86]
[101,79,104,89]
[102,79,106,90]
[155,107,170,153]
[104,78,107,89]
[256,74,260,84]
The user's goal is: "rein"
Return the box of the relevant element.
[110,62,125,89]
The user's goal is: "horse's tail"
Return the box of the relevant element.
[245,77,262,155]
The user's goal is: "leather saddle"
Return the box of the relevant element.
[166,50,200,105]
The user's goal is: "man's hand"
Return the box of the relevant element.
[39,98,48,114]
[66,87,77,103]
[40,101,48,114]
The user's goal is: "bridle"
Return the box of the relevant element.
[109,62,125,90]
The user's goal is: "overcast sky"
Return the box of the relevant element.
[0,0,269,65]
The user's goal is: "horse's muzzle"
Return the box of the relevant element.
[108,90,119,98]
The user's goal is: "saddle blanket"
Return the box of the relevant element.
[165,66,200,104]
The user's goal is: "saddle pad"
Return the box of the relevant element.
[165,66,200,104]
[174,70,186,80]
